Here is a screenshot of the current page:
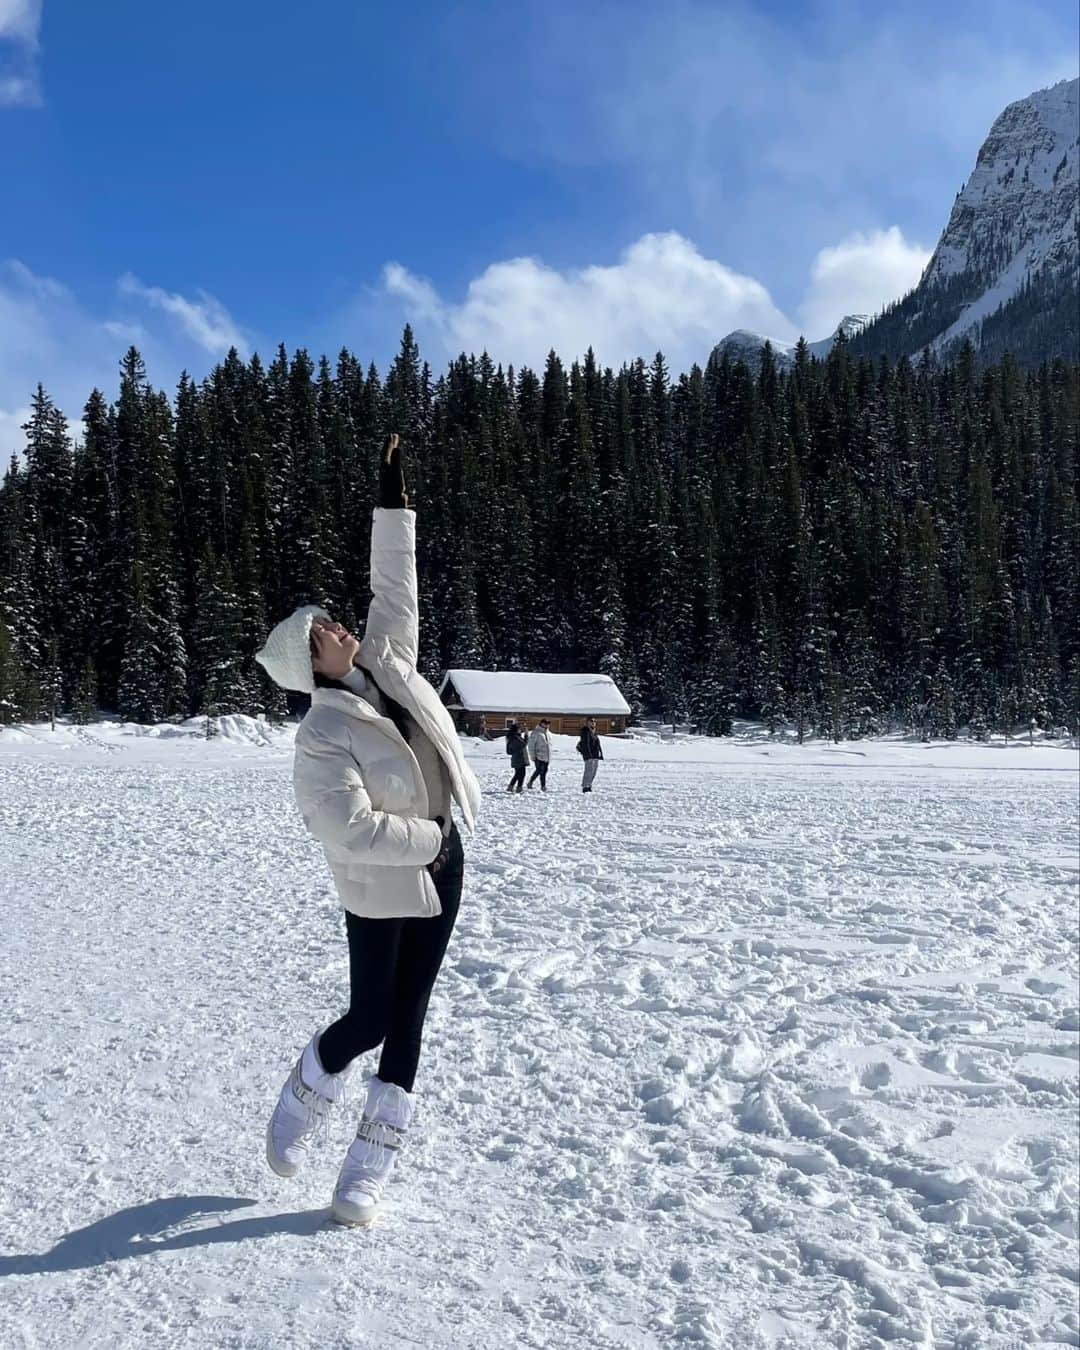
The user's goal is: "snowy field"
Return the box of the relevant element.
[0,721,1077,1350]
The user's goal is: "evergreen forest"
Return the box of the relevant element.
[1,327,1077,740]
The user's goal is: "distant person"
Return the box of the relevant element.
[527,719,552,790]
[505,719,529,792]
[255,432,481,1228]
[576,716,604,792]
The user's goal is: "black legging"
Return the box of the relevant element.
[527,759,549,789]
[318,825,464,1092]
[507,765,526,792]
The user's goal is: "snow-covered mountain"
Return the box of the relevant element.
[852,77,1079,365]
[716,78,1078,370]
[713,314,871,369]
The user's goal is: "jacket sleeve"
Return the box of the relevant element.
[364,507,419,668]
[295,725,442,867]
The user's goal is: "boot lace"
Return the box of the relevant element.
[338,1115,407,1200]
[290,1062,347,1145]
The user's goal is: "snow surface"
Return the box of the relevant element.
[442,670,631,716]
[1,720,1077,1349]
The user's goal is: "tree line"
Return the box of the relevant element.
[0,328,1077,739]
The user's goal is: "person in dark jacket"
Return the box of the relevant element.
[576,717,604,792]
[505,720,529,792]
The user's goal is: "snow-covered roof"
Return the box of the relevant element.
[440,670,631,716]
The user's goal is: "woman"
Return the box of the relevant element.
[527,719,552,791]
[505,719,529,793]
[255,433,481,1227]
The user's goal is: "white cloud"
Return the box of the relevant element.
[434,0,1075,315]
[373,225,937,370]
[381,263,443,320]
[0,0,42,107]
[0,260,250,457]
[0,224,932,464]
[380,231,797,371]
[799,227,932,340]
[0,0,40,43]
[118,274,248,357]
[7,256,65,299]
[0,260,105,430]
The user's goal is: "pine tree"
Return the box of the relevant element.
[116,555,187,724]
[927,660,958,739]
[0,321,1073,740]
[690,617,738,735]
[190,549,251,718]
[0,617,27,723]
[0,456,37,678]
[792,532,829,743]
[72,657,99,726]
[749,592,787,734]
[21,389,74,700]
[40,636,62,730]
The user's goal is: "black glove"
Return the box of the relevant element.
[379,432,408,509]
[428,816,449,876]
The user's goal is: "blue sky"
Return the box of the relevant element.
[0,0,1076,448]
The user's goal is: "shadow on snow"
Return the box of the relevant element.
[0,1195,331,1275]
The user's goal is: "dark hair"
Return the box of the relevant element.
[375,682,413,742]
[311,662,411,743]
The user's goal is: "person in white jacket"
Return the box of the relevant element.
[255,433,481,1227]
[526,719,552,790]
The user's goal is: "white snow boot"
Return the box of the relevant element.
[331,1076,413,1226]
[266,1034,350,1179]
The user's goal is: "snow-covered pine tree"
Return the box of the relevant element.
[0,322,1074,736]
[116,569,165,723]
[71,657,99,726]
[595,558,632,695]
[40,636,62,731]
[0,455,40,685]
[927,660,958,739]
[0,617,28,723]
[748,592,787,735]
[689,616,738,736]
[190,549,250,720]
[21,389,73,702]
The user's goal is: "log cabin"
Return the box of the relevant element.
[438,670,632,738]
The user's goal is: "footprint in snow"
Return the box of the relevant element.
[859,1061,892,1090]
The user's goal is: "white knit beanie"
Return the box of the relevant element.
[254,604,331,694]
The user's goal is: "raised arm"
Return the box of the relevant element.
[365,432,419,667]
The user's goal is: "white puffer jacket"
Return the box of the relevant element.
[527,727,551,762]
[292,508,482,919]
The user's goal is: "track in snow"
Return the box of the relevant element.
[0,729,1077,1348]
